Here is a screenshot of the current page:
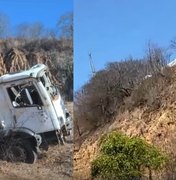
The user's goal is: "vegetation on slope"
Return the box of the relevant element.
[74,43,169,136]
[91,132,167,180]
[74,42,176,179]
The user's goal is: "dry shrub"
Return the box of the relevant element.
[128,67,172,111]
[74,59,153,136]
[74,45,169,138]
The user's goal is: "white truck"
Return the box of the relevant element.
[0,64,72,163]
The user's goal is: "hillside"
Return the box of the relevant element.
[74,65,176,179]
[0,38,73,100]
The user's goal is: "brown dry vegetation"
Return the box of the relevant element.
[0,38,73,100]
[74,68,176,179]
[74,45,176,179]
[0,144,72,180]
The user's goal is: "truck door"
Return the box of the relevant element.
[6,82,53,133]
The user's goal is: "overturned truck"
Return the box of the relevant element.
[0,64,72,163]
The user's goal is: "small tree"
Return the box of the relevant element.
[16,22,44,40]
[145,42,169,76]
[91,132,167,180]
[57,12,73,39]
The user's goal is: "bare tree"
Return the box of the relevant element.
[30,22,44,39]
[57,12,73,39]
[45,28,57,39]
[145,42,169,75]
[16,23,30,39]
[170,38,176,49]
[16,22,44,40]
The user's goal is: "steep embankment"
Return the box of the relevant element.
[74,68,176,179]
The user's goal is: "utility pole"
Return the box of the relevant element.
[88,53,96,76]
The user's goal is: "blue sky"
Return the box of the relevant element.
[74,0,176,90]
[0,0,72,29]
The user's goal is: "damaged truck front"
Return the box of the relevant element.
[0,64,72,163]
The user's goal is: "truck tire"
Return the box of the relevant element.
[6,139,37,164]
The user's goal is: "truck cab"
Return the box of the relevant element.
[0,64,72,163]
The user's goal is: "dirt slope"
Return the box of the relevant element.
[74,73,176,179]
[0,102,73,180]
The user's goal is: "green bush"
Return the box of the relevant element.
[91,132,167,180]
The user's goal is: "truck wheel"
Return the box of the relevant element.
[6,139,37,164]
